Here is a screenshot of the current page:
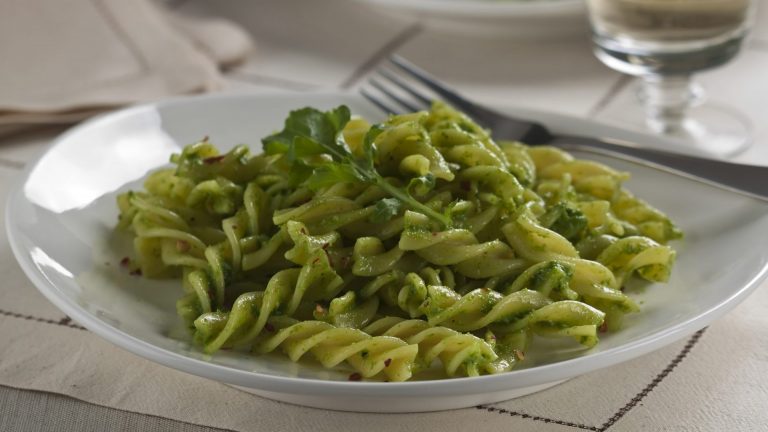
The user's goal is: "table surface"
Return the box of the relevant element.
[1,1,767,431]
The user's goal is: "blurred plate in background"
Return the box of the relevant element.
[355,0,587,37]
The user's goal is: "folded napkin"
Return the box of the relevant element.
[0,0,253,136]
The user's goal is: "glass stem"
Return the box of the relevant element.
[639,75,704,135]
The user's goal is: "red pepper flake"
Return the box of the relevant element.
[599,321,608,333]
[176,240,190,253]
[120,257,130,268]
[348,373,362,381]
[129,269,143,277]
[265,323,275,333]
[513,349,525,361]
[312,257,320,265]
[384,358,392,367]
[460,181,471,192]
[431,232,438,237]
[203,155,226,165]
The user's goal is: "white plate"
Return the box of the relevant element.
[7,92,768,412]
[355,0,587,37]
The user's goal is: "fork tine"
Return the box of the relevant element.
[389,54,473,110]
[360,88,400,116]
[369,77,422,113]
[378,69,432,108]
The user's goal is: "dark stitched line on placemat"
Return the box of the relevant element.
[599,328,707,431]
[0,309,86,331]
[476,328,707,431]
[476,405,599,431]
[339,23,423,89]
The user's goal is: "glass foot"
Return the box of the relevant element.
[670,103,753,158]
[669,103,753,158]
[637,76,753,158]
[596,78,753,159]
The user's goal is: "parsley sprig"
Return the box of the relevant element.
[263,106,451,228]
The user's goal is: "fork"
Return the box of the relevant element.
[360,55,768,203]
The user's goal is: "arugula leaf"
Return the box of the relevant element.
[369,198,402,224]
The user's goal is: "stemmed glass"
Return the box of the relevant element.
[585,0,758,157]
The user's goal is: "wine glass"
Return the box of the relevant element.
[585,0,758,157]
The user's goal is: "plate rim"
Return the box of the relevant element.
[6,90,768,397]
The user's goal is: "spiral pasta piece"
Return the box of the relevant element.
[192,221,348,352]
[502,208,579,262]
[374,115,454,181]
[357,269,446,318]
[314,291,380,329]
[612,190,683,244]
[425,101,509,170]
[597,236,676,286]
[400,211,524,279]
[364,317,497,377]
[255,317,419,382]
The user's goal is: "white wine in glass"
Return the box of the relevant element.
[586,0,757,157]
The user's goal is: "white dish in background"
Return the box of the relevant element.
[6,92,768,412]
[355,0,588,37]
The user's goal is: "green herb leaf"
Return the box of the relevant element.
[369,198,402,224]
[286,160,314,186]
[262,106,352,160]
[287,136,326,162]
[261,105,453,228]
[306,163,362,190]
